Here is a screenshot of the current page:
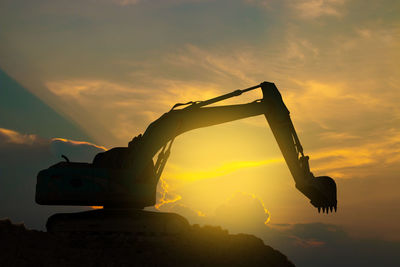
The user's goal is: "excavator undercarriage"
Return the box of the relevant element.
[46,209,189,235]
[36,81,337,233]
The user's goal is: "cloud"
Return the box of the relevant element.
[0,128,105,230]
[44,75,236,140]
[244,0,347,19]
[155,190,271,232]
[50,138,107,161]
[166,44,258,85]
[0,128,45,145]
[267,223,400,267]
[0,127,106,162]
[292,0,347,19]
[275,79,400,178]
[286,38,320,61]
[214,192,271,229]
[309,131,400,178]
[44,79,165,144]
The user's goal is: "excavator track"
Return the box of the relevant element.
[46,209,189,235]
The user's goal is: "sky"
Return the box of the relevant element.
[1,0,399,266]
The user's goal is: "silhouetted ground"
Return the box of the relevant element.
[0,219,295,267]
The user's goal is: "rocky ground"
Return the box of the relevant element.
[0,219,295,267]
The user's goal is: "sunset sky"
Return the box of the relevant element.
[1,0,399,266]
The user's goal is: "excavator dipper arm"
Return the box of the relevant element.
[133,82,337,213]
[260,82,337,213]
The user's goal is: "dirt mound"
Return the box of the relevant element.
[0,219,295,267]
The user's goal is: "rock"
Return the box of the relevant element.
[0,219,295,267]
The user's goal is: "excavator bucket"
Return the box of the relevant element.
[296,176,337,213]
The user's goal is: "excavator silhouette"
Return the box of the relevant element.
[36,82,337,234]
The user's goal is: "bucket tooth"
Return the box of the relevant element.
[300,176,337,214]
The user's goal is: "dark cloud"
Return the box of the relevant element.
[0,128,105,230]
[266,223,400,267]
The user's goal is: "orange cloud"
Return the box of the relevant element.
[0,128,44,145]
[309,130,400,178]
[52,137,107,151]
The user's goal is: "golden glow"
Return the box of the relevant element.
[91,206,103,209]
[166,158,283,182]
